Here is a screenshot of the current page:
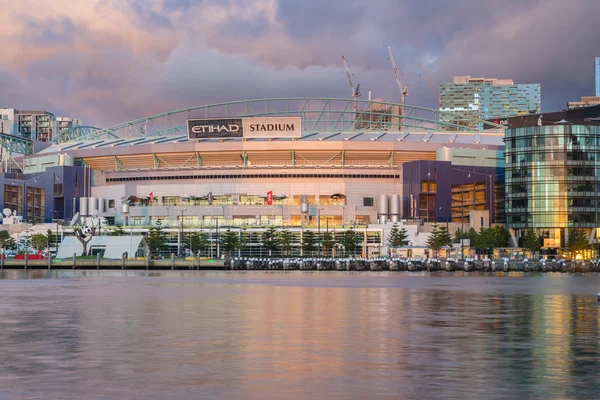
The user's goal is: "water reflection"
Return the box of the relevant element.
[0,271,599,399]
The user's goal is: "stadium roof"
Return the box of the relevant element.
[51,97,505,144]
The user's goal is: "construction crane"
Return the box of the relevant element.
[387,47,409,110]
[420,63,439,107]
[341,55,360,115]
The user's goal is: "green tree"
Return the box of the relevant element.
[322,232,335,256]
[567,229,590,259]
[262,227,279,256]
[490,225,511,248]
[4,237,16,251]
[339,229,361,255]
[0,230,10,248]
[301,230,317,256]
[146,221,167,257]
[46,229,57,248]
[30,233,48,251]
[277,229,293,257]
[188,231,209,255]
[387,223,409,255]
[426,223,452,257]
[238,228,249,254]
[220,228,239,258]
[108,223,126,236]
[521,228,541,256]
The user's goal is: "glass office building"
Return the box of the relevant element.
[505,112,600,249]
[596,57,600,97]
[439,76,541,130]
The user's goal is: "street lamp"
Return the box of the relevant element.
[460,174,470,260]
[279,205,284,228]
[179,208,187,257]
[317,207,325,256]
[129,228,133,260]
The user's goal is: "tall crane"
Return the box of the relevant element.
[387,47,409,112]
[420,63,439,107]
[341,55,360,115]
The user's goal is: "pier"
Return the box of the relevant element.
[2,256,597,273]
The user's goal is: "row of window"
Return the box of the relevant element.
[107,173,401,183]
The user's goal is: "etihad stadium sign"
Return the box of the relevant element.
[187,116,302,139]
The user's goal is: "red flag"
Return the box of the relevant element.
[266,191,273,205]
[149,192,154,205]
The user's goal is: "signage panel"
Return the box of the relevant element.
[242,117,302,139]
[187,118,243,139]
[187,116,301,140]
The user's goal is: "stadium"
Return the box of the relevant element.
[8,98,506,257]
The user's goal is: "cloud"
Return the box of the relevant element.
[0,0,597,127]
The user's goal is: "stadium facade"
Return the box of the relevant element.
[8,98,506,257]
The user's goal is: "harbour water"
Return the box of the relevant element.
[0,270,599,399]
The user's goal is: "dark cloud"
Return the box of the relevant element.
[0,0,597,128]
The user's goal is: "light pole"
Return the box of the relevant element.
[179,208,187,257]
[279,206,284,228]
[129,228,133,259]
[460,172,475,260]
[55,210,59,255]
[317,208,321,256]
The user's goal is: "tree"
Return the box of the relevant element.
[188,231,209,255]
[302,230,317,256]
[262,227,279,256]
[387,223,409,255]
[108,223,126,236]
[426,223,452,257]
[473,226,511,255]
[521,228,541,256]
[219,228,239,258]
[567,229,590,259]
[4,237,16,251]
[339,229,361,255]
[277,229,293,257]
[31,233,48,251]
[46,229,57,248]
[146,221,167,257]
[0,230,10,248]
[238,228,249,254]
[322,232,335,256]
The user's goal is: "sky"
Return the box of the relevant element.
[0,0,598,128]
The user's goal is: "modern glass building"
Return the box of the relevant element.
[439,76,541,130]
[505,106,600,250]
[596,57,600,97]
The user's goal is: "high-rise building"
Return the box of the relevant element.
[595,57,600,97]
[504,105,600,253]
[0,109,82,142]
[55,117,82,137]
[439,76,541,130]
[567,96,600,110]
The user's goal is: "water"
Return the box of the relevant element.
[0,270,599,399]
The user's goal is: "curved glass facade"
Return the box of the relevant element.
[505,125,600,247]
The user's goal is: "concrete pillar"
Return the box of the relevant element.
[171,253,175,270]
[72,253,76,270]
[121,252,125,270]
[24,253,28,270]
[96,253,101,270]
[48,254,52,270]
[146,254,150,269]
